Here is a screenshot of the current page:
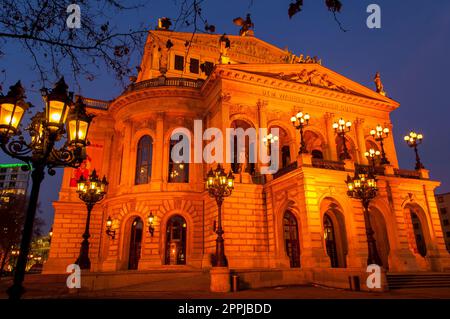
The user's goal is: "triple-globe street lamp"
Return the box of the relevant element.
[206,164,234,267]
[370,125,390,165]
[290,111,310,154]
[404,131,425,170]
[0,78,93,299]
[364,148,381,172]
[333,118,352,160]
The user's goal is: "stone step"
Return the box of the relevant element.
[387,273,450,290]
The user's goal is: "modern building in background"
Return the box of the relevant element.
[436,193,450,252]
[0,163,30,202]
[44,27,450,289]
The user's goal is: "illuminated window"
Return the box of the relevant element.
[168,134,189,183]
[135,135,153,185]
[174,55,184,71]
[189,58,199,74]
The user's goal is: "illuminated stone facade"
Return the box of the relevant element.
[44,31,450,286]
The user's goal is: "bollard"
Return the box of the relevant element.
[231,274,239,292]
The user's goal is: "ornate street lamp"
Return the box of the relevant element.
[205,164,234,267]
[0,78,92,299]
[290,111,310,154]
[370,125,390,165]
[345,170,383,266]
[364,148,381,171]
[0,81,29,136]
[333,118,352,160]
[76,169,108,269]
[404,131,424,170]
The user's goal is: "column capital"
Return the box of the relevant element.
[324,112,335,121]
[156,111,165,120]
[257,99,268,110]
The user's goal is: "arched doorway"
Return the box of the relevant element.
[128,217,143,270]
[283,211,301,268]
[411,212,427,257]
[165,215,187,265]
[324,214,339,268]
[230,119,256,175]
[335,136,356,161]
[304,130,326,158]
[369,208,390,269]
[321,199,348,268]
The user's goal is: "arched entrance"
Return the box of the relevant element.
[324,214,339,268]
[411,212,427,257]
[321,199,348,268]
[165,215,187,265]
[369,208,390,269]
[128,217,143,270]
[283,211,301,268]
[230,119,256,175]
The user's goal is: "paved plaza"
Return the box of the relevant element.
[1,276,450,299]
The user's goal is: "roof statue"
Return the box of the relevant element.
[374,71,386,96]
[233,14,254,36]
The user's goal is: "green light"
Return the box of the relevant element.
[0,163,31,169]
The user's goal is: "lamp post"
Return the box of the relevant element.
[364,148,381,172]
[404,131,424,170]
[370,125,390,165]
[345,170,383,266]
[205,164,234,267]
[75,169,108,270]
[333,118,352,160]
[290,111,310,154]
[0,78,92,299]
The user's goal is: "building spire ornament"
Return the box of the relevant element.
[374,71,386,96]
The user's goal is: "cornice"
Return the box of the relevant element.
[108,86,203,116]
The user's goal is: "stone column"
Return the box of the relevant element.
[324,113,337,161]
[152,112,165,190]
[354,118,368,165]
[257,100,269,177]
[120,120,133,190]
[221,97,231,172]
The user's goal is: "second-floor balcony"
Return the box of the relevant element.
[270,156,427,182]
[124,77,205,93]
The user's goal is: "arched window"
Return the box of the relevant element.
[168,134,189,183]
[283,211,301,268]
[281,145,291,168]
[135,135,153,185]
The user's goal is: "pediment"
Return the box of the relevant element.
[220,63,398,106]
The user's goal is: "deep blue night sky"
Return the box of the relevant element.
[1,0,449,232]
